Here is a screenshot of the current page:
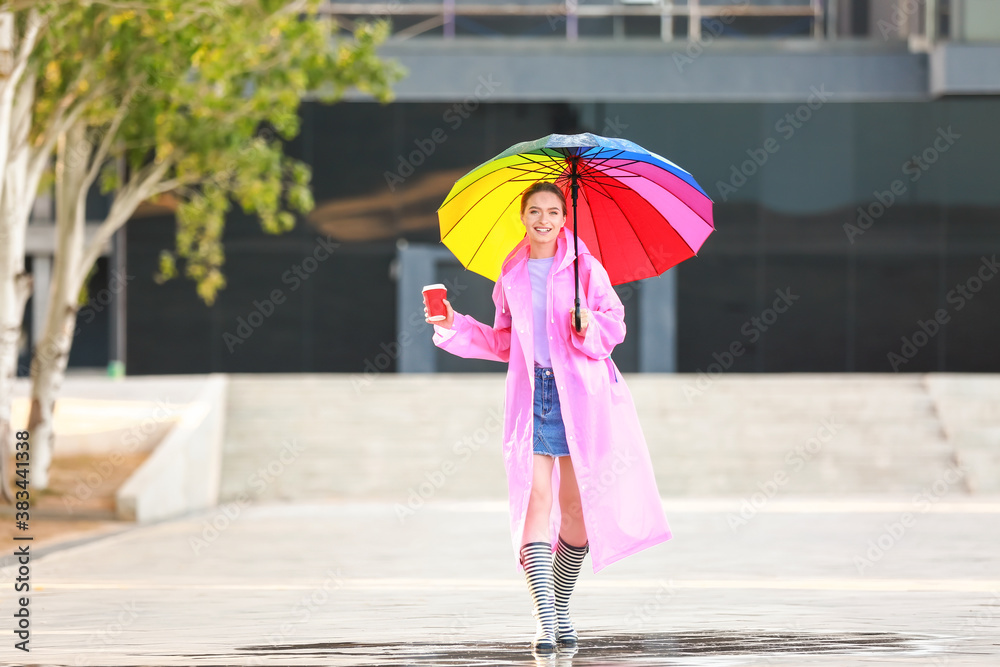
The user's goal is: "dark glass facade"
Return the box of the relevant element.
[120,99,1000,374]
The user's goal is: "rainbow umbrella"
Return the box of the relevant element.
[437,132,714,328]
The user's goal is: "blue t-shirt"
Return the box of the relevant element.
[527,256,555,367]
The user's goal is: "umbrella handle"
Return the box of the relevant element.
[571,157,582,334]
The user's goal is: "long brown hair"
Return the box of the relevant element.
[520,181,567,215]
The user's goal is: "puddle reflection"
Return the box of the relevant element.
[236,630,941,665]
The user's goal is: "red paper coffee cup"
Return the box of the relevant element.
[423,284,448,322]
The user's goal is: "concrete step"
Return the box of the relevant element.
[218,374,999,501]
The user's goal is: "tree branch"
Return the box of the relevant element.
[150,177,183,197]
[2,0,76,11]
[78,158,173,278]
[82,83,139,189]
[0,7,45,99]
[8,70,34,158]
[49,59,98,119]
[277,0,312,18]
[25,81,109,199]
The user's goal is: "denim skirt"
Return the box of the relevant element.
[532,367,571,457]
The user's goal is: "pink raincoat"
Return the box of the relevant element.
[433,227,672,573]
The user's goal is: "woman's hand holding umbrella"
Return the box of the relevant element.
[569,307,591,336]
[425,299,455,329]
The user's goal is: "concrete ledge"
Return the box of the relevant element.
[931,43,1000,96]
[116,374,228,522]
[350,38,929,102]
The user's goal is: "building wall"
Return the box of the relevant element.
[125,98,1000,374]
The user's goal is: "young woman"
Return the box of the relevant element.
[426,181,671,653]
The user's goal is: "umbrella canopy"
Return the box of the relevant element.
[437,132,714,286]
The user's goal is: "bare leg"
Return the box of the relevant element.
[522,454,556,546]
[552,454,589,647]
[521,453,558,652]
[557,455,588,547]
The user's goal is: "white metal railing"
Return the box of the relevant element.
[318,0,959,44]
[320,0,825,41]
[686,1,822,42]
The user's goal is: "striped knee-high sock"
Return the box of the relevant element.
[520,541,557,650]
[552,535,589,644]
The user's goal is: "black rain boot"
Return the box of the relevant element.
[552,535,589,646]
[520,541,557,653]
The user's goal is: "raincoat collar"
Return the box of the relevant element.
[500,227,586,279]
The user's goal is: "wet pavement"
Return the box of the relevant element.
[2,498,999,666]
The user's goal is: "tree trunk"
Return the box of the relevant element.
[26,121,88,491]
[0,65,37,504]
[0,191,32,504]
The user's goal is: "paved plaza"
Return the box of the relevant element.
[3,496,999,666]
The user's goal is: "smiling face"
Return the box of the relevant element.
[520,191,567,258]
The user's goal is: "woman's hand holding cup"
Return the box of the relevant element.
[423,284,455,329]
[424,299,454,329]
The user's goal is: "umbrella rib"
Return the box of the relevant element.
[579,175,627,277]
[502,156,569,180]
[443,153,614,248]
[582,150,645,176]
[453,157,562,203]
[614,171,700,264]
[510,154,646,191]
[579,163,634,183]
[520,152,569,173]
[585,149,628,173]
[581,158,649,186]
[585,172,635,203]
[491,156,563,178]
[577,165,701,280]
[588,162,645,178]
[504,165,564,179]
[459,155,618,267]
[444,160,538,210]
[464,189,524,274]
[576,160,645,194]
[568,168,638,203]
[611,162,714,227]
[578,181,606,271]
[441,162,554,243]
[600,178,658,280]
[576,178,637,197]
[613,171,708,255]
[615,155,710,198]
[586,158,711,244]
